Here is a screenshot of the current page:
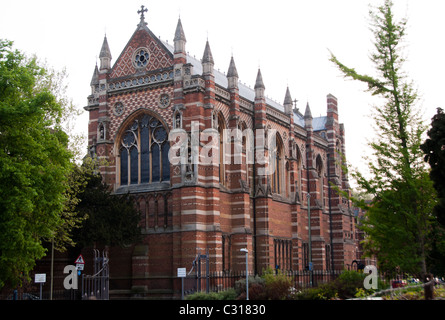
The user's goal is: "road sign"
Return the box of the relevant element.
[35,273,46,283]
[35,273,46,300]
[75,254,85,264]
[177,268,186,278]
[76,264,84,271]
[178,268,187,300]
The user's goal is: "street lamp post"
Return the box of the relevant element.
[240,248,249,300]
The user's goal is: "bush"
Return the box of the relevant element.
[186,288,237,300]
[262,268,292,300]
[217,288,238,300]
[334,270,367,299]
[235,275,265,300]
[237,283,266,300]
[290,283,338,300]
[291,270,379,300]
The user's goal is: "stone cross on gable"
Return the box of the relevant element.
[137,5,148,27]
[138,5,148,19]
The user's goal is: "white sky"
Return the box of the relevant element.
[1,0,444,183]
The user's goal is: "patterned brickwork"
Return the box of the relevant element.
[108,86,174,141]
[110,28,173,79]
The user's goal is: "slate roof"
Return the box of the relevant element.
[161,40,327,131]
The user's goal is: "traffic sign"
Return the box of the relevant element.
[35,273,46,283]
[75,254,85,264]
[177,268,186,278]
[76,264,84,271]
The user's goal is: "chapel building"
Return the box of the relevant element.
[85,7,361,298]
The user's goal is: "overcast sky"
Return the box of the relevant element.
[1,0,444,182]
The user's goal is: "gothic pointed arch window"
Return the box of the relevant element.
[217,112,226,186]
[316,154,324,207]
[271,134,284,195]
[118,113,170,188]
[335,139,342,179]
[295,144,302,202]
[285,161,290,198]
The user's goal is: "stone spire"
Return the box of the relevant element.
[227,56,239,89]
[304,102,312,119]
[304,102,313,129]
[174,18,186,54]
[99,35,112,71]
[202,40,214,64]
[283,87,293,115]
[90,64,99,87]
[254,68,265,99]
[174,17,186,42]
[202,40,214,75]
[173,17,187,64]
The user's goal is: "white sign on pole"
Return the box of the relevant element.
[177,268,186,278]
[35,273,46,283]
[76,264,84,271]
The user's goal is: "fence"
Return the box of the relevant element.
[182,269,343,296]
[0,289,79,300]
[81,249,109,300]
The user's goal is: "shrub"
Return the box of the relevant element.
[291,270,379,300]
[262,269,292,300]
[186,291,220,300]
[186,288,238,300]
[334,270,367,299]
[235,275,265,300]
[237,283,266,300]
[264,279,291,300]
[217,288,238,300]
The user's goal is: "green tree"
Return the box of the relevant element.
[0,40,75,288]
[421,108,445,275]
[421,108,445,227]
[329,1,437,279]
[72,164,141,248]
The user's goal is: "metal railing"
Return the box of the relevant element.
[182,269,343,296]
[81,249,109,300]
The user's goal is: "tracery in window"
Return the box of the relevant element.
[119,113,170,186]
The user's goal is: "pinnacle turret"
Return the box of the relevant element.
[304,102,312,119]
[174,18,186,42]
[90,64,99,86]
[254,68,265,99]
[202,40,214,75]
[227,56,239,90]
[202,40,214,64]
[284,87,293,115]
[173,17,187,63]
[99,35,112,71]
[254,69,265,90]
[227,56,238,78]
